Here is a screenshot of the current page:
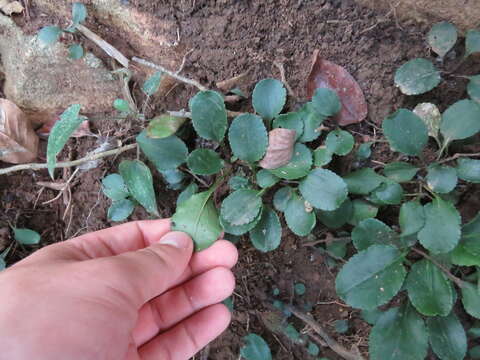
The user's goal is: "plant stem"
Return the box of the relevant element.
[436,152,480,165]
[168,109,243,118]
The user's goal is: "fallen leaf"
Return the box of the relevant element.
[259,128,296,170]
[306,50,368,126]
[37,119,93,138]
[0,0,23,15]
[0,99,39,164]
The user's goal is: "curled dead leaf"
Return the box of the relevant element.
[0,99,39,164]
[307,50,368,126]
[259,128,296,170]
[0,0,23,15]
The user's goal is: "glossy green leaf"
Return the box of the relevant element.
[413,102,442,140]
[327,240,348,259]
[399,201,425,236]
[348,199,378,226]
[394,58,441,95]
[187,149,223,175]
[405,259,453,316]
[451,241,480,267]
[102,173,129,201]
[344,168,384,195]
[307,342,320,356]
[298,103,325,142]
[383,109,428,156]
[252,78,286,121]
[172,187,222,251]
[418,197,461,254]
[441,99,480,142]
[38,26,62,45]
[369,304,428,360]
[47,104,83,178]
[468,75,480,103]
[113,99,131,113]
[136,130,188,171]
[313,146,332,167]
[325,129,354,156]
[108,199,135,222]
[457,158,480,183]
[316,198,353,229]
[383,162,419,182]
[68,43,84,60]
[177,183,198,206]
[240,333,272,360]
[119,160,158,216]
[428,312,467,360]
[142,71,162,96]
[256,169,279,188]
[299,168,348,211]
[468,327,480,338]
[221,189,262,226]
[311,88,341,117]
[352,218,396,251]
[72,2,87,25]
[220,208,262,236]
[284,193,316,236]
[462,282,480,319]
[229,114,268,163]
[250,208,281,252]
[147,115,186,139]
[369,181,404,205]
[160,169,184,189]
[426,164,458,194]
[361,308,383,325]
[189,90,227,142]
[14,228,40,245]
[427,22,457,57]
[466,30,480,58]
[273,187,293,212]
[270,143,312,180]
[334,319,348,334]
[357,142,373,160]
[228,176,251,190]
[273,112,303,140]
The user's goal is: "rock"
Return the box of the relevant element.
[0,14,121,116]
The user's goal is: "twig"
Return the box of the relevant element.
[168,109,244,118]
[132,57,208,91]
[285,304,365,360]
[273,61,297,100]
[0,144,137,176]
[437,152,480,165]
[216,70,250,91]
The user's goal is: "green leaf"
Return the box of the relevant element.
[394,58,441,95]
[229,176,251,191]
[451,241,480,267]
[369,304,428,360]
[273,187,293,212]
[136,130,188,171]
[334,320,348,334]
[427,22,458,58]
[336,245,406,309]
[14,228,40,245]
[383,109,428,156]
[344,168,384,195]
[468,75,480,103]
[299,168,348,211]
[252,78,286,121]
[172,187,222,251]
[230,87,246,98]
[38,26,62,45]
[256,169,279,188]
[316,198,353,229]
[298,103,325,142]
[441,99,480,142]
[383,162,419,182]
[160,169,184,189]
[352,219,396,251]
[456,158,480,183]
[325,129,354,156]
[369,181,404,205]
[357,142,373,161]
[468,327,480,338]
[313,146,332,167]
[177,183,198,206]
[189,90,228,142]
[427,313,467,360]
[72,2,87,25]
[47,104,83,178]
[470,346,480,359]
[147,115,186,139]
[270,143,312,180]
[249,207,282,252]
[142,71,162,96]
[327,240,348,259]
[294,282,306,295]
[108,199,135,222]
[461,282,480,319]
[272,112,303,140]
[240,333,272,360]
[102,173,129,201]
[113,99,131,113]
[119,160,158,216]
[187,149,223,175]
[361,308,383,325]
[399,200,425,236]
[0,258,5,271]
[311,88,341,117]
[426,164,458,194]
[307,342,320,356]
[228,114,268,162]
[466,30,480,58]
[418,197,461,254]
[220,208,262,236]
[405,259,453,316]
[68,43,84,60]
[221,189,262,226]
[284,193,316,236]
[348,199,378,226]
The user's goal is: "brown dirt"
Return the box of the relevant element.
[1,0,480,359]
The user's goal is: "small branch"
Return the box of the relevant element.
[0,144,137,176]
[285,305,365,360]
[168,109,243,118]
[132,57,208,91]
[273,61,297,100]
[437,152,480,165]
[216,70,249,91]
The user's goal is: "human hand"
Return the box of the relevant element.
[0,219,238,360]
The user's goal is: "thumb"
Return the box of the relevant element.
[90,231,193,308]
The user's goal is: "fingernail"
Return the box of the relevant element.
[159,232,191,249]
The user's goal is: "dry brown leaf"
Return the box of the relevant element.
[0,99,39,164]
[259,128,296,170]
[307,50,368,126]
[0,0,23,15]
